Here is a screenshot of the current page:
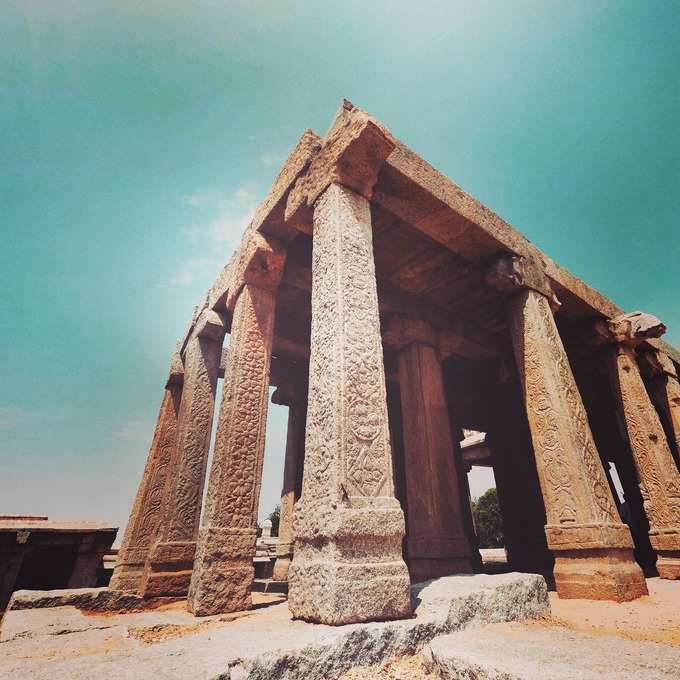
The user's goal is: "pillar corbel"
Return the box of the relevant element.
[486,253,647,601]
[598,312,680,579]
[188,239,284,615]
[383,315,475,580]
[141,310,226,598]
[110,351,185,593]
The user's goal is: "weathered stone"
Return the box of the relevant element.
[288,183,411,625]
[7,587,150,614]
[110,352,184,593]
[0,574,548,679]
[384,315,475,581]
[603,324,680,580]
[141,311,225,598]
[271,382,307,582]
[489,254,647,601]
[188,283,276,615]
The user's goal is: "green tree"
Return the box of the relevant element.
[268,505,281,537]
[472,488,504,548]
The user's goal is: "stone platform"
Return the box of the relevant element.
[0,573,547,680]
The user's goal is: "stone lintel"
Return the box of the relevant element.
[252,129,322,242]
[284,100,396,227]
[227,232,286,311]
[207,262,233,311]
[545,523,633,551]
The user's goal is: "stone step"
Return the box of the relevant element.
[424,622,680,680]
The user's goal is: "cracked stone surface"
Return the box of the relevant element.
[0,573,546,680]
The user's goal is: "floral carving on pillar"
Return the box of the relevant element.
[288,182,411,625]
[488,254,647,601]
[110,352,184,593]
[602,312,680,579]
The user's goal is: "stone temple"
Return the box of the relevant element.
[110,100,680,624]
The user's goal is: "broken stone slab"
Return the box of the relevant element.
[0,574,547,680]
[232,573,548,680]
[7,587,175,614]
[424,622,680,680]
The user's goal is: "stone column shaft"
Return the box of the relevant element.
[110,354,183,593]
[188,283,276,615]
[272,386,307,582]
[606,342,680,579]
[386,318,474,581]
[488,254,647,601]
[141,311,225,597]
[288,183,411,625]
[642,350,680,471]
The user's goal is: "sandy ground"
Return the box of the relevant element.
[336,577,680,680]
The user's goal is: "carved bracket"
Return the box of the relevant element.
[194,309,226,341]
[486,253,560,311]
[166,350,185,387]
[285,100,396,228]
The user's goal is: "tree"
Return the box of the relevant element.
[472,487,504,548]
[267,505,281,537]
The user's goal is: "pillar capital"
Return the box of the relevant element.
[601,311,667,348]
[194,309,226,341]
[166,350,184,387]
[487,253,561,311]
[227,232,286,310]
[639,348,678,382]
[383,315,437,351]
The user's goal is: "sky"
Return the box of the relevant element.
[1,1,679,542]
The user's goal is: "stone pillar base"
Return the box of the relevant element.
[272,542,293,582]
[141,540,196,598]
[650,531,680,579]
[109,567,143,593]
[409,557,474,583]
[553,548,648,601]
[289,505,411,625]
[187,527,256,616]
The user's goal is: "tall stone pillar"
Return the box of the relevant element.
[271,382,307,582]
[188,283,278,615]
[640,348,680,471]
[141,310,225,598]
[110,352,184,593]
[601,312,680,579]
[288,183,411,625]
[384,316,475,581]
[487,254,647,601]
[487,381,552,576]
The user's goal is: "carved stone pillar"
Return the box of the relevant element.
[110,353,184,593]
[487,254,647,601]
[187,283,277,615]
[141,310,225,598]
[288,183,411,625]
[601,313,680,579]
[271,382,307,582]
[487,381,553,576]
[384,316,475,581]
[640,349,680,471]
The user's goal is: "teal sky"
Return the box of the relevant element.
[2,1,679,540]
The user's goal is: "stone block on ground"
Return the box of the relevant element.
[424,622,680,680]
